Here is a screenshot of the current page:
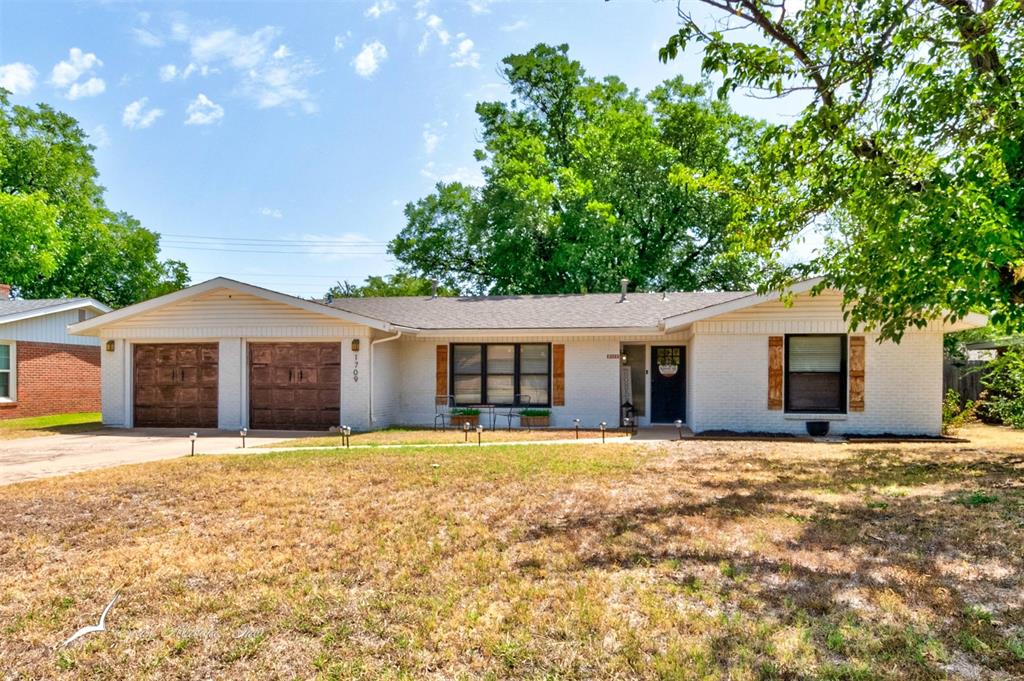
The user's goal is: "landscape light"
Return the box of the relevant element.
[239,428,247,448]
[573,418,580,439]
[600,421,607,443]
[674,419,683,441]
[463,421,470,442]
[623,416,632,435]
[342,425,352,447]
[476,423,483,445]
[188,432,197,456]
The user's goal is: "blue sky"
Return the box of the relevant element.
[0,0,803,298]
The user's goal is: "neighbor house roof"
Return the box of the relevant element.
[0,297,111,326]
[327,291,752,331]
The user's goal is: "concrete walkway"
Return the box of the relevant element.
[0,428,311,486]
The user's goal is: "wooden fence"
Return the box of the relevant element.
[943,359,988,405]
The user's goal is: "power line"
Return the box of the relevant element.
[159,232,392,245]
[159,244,391,255]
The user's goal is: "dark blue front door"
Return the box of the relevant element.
[650,346,685,423]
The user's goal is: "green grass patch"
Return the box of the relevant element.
[956,491,999,507]
[0,411,100,433]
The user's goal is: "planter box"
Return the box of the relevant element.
[450,414,479,428]
[520,415,550,428]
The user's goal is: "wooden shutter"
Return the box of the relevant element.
[849,335,865,412]
[552,344,565,406]
[768,336,784,410]
[435,345,448,398]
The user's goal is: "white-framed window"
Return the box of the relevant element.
[0,341,14,402]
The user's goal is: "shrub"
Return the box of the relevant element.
[450,408,481,416]
[982,348,1024,429]
[941,389,975,435]
[518,409,550,417]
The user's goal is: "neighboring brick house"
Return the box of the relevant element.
[70,277,986,436]
[0,284,111,420]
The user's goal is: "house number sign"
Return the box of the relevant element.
[656,347,680,378]
[352,351,359,382]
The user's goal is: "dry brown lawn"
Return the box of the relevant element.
[264,427,631,449]
[2,426,1023,679]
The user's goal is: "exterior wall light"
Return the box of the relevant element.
[351,339,360,352]
[105,340,116,352]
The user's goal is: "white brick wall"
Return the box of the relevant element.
[691,329,943,435]
[394,336,622,429]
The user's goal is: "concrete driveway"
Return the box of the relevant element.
[0,428,317,486]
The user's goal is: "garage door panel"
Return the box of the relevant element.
[320,344,341,364]
[319,366,340,384]
[134,343,218,428]
[248,342,342,431]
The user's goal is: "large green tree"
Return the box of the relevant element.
[660,0,1023,340]
[391,43,763,295]
[326,272,456,298]
[0,92,188,307]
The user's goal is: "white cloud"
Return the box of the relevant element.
[352,41,387,78]
[50,48,101,87]
[191,26,278,69]
[133,27,164,47]
[364,0,396,18]
[418,14,450,53]
[450,37,480,68]
[333,32,352,51]
[467,0,494,14]
[420,161,483,185]
[422,121,446,154]
[259,207,283,219]
[500,20,527,32]
[185,93,224,125]
[187,26,316,111]
[158,64,178,82]
[88,124,110,149]
[0,62,37,95]
[67,77,106,100]
[122,97,164,129]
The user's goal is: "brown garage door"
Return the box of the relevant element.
[134,343,218,428]
[249,343,341,430]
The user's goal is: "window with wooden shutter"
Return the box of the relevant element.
[849,336,865,411]
[435,345,448,398]
[552,344,565,406]
[768,336,784,410]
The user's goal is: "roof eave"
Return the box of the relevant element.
[414,326,663,338]
[0,298,111,328]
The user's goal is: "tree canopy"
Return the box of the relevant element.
[660,0,1023,340]
[0,92,188,306]
[326,272,456,298]
[391,43,764,295]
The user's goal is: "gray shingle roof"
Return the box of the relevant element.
[0,298,96,322]
[327,291,753,330]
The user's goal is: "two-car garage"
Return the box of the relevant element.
[132,341,341,430]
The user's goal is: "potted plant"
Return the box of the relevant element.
[450,408,480,428]
[519,408,551,428]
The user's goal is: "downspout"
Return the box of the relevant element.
[368,330,402,428]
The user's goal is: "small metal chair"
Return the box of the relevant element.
[501,395,532,431]
[434,394,454,431]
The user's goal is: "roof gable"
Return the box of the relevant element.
[68,278,393,336]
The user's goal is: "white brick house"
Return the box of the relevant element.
[69,277,984,436]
